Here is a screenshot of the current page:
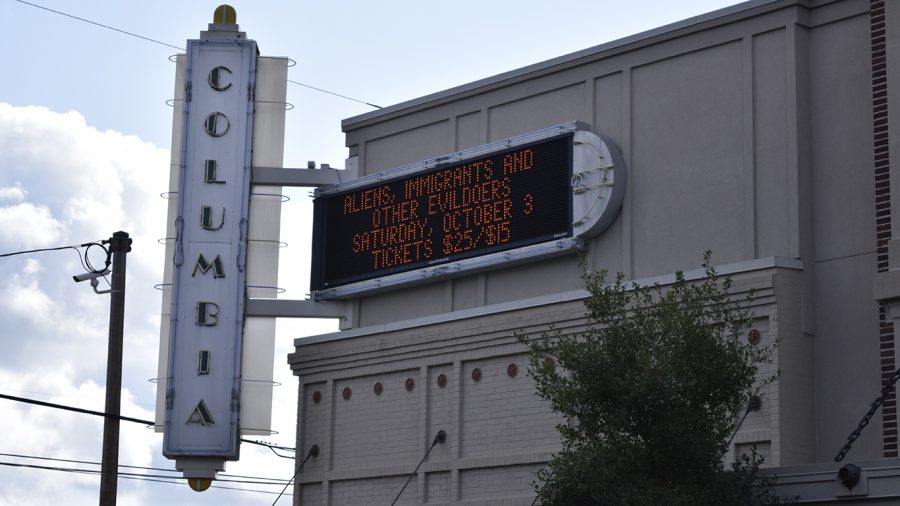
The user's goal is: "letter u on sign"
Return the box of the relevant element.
[200,206,225,231]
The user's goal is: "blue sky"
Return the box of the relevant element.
[0,1,744,504]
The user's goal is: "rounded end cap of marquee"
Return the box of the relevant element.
[213,5,237,25]
[187,478,213,492]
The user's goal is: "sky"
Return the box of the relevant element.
[0,0,746,504]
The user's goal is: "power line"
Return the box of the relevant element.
[390,431,447,506]
[0,451,172,473]
[0,387,155,410]
[0,241,99,259]
[0,451,292,486]
[0,239,111,280]
[13,0,381,109]
[13,0,184,51]
[0,460,293,496]
[0,392,153,425]
[0,393,301,494]
[287,79,382,109]
[0,392,296,454]
[242,438,295,453]
[271,445,319,506]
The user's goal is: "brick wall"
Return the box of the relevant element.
[292,268,788,504]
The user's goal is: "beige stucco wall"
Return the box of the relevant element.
[290,0,896,503]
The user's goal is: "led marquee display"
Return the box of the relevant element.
[311,133,573,292]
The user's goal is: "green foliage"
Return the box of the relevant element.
[517,253,783,505]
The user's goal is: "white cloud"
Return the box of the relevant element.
[3,262,55,322]
[22,258,42,275]
[0,257,103,338]
[0,367,159,505]
[0,103,305,505]
[0,103,310,506]
[0,104,179,504]
[0,104,168,246]
[0,182,27,202]
[0,201,67,249]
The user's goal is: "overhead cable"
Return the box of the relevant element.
[13,0,184,51]
[0,451,291,485]
[12,0,381,108]
[0,392,295,455]
[271,444,319,505]
[287,79,382,108]
[390,430,447,506]
[0,241,101,259]
[0,460,292,496]
[0,392,153,425]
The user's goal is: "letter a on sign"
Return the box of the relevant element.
[187,399,215,425]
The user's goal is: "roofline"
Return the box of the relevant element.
[341,0,788,130]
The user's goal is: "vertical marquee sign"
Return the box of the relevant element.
[163,31,257,460]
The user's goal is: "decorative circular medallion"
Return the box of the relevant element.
[312,391,321,404]
[749,395,762,411]
[571,130,627,238]
[342,387,352,401]
[405,378,415,392]
[436,374,447,388]
[472,368,482,382]
[507,363,518,378]
[374,382,383,396]
[748,329,761,345]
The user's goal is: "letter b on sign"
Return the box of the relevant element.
[195,302,220,326]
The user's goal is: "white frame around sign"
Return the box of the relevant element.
[311,122,626,300]
[163,37,257,459]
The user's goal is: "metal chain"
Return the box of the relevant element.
[834,366,900,462]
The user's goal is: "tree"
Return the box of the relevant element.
[518,253,782,505]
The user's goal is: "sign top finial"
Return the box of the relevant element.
[213,5,237,25]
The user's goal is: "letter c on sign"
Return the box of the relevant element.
[208,66,232,91]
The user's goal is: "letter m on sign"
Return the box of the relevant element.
[193,254,226,278]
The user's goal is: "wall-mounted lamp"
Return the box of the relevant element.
[838,463,861,489]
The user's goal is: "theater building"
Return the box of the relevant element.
[288,0,900,503]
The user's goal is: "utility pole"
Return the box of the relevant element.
[99,231,131,506]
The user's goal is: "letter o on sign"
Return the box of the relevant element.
[204,112,230,137]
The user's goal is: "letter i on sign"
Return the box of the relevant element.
[197,350,211,375]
